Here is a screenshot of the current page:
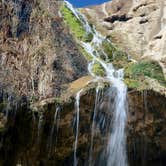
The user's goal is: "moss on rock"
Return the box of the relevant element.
[92,62,105,76]
[125,61,166,85]
[78,45,93,61]
[60,4,93,42]
[124,60,166,89]
[102,40,129,69]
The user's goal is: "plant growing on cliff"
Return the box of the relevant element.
[124,60,166,88]
[92,62,105,76]
[60,4,93,42]
[102,40,129,68]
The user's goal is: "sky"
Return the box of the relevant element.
[68,0,110,8]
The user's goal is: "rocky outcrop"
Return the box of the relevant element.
[0,1,165,166]
[0,0,87,99]
[0,82,165,165]
[81,0,166,75]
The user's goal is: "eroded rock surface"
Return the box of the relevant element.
[0,0,87,99]
[81,0,166,75]
[0,84,165,166]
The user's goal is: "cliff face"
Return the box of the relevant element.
[81,0,166,75]
[0,0,87,99]
[0,1,166,166]
[0,86,165,166]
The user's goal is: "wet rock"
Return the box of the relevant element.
[0,85,165,166]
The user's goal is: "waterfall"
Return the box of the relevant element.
[64,1,128,166]
[37,112,44,144]
[107,83,128,166]
[89,86,102,166]
[74,89,83,166]
[47,107,60,155]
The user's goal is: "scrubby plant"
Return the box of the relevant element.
[102,40,129,68]
[60,5,93,42]
[92,62,105,76]
[102,40,116,60]
[124,60,166,87]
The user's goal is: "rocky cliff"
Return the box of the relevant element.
[0,0,87,99]
[81,0,166,75]
[0,0,166,166]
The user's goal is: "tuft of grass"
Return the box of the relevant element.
[124,60,166,87]
[60,5,93,42]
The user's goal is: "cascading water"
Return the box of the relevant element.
[37,112,44,144]
[89,85,102,166]
[74,89,83,166]
[64,1,128,166]
[47,107,60,155]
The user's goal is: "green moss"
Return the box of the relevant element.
[124,61,166,87]
[60,4,93,42]
[78,45,93,61]
[102,40,129,68]
[102,40,116,60]
[124,79,140,89]
[92,62,105,76]
[112,51,129,68]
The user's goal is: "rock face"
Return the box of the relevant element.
[81,0,166,75]
[0,1,166,166]
[0,0,87,99]
[0,86,165,166]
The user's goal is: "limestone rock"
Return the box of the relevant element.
[81,0,166,76]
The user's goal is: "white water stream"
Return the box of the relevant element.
[64,1,128,166]
[74,89,83,166]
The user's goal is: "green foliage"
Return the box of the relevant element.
[102,40,129,68]
[79,46,93,61]
[125,61,166,87]
[102,40,116,60]
[124,79,140,89]
[60,5,93,42]
[112,51,129,68]
[92,62,105,76]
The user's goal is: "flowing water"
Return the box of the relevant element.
[89,85,103,166]
[74,89,83,166]
[47,107,60,155]
[64,1,128,166]
[37,112,44,144]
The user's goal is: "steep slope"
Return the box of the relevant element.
[81,0,166,75]
[0,0,87,100]
[0,1,165,166]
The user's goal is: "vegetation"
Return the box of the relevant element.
[124,60,166,88]
[78,45,93,61]
[92,62,105,76]
[102,40,129,68]
[102,40,116,60]
[60,4,93,42]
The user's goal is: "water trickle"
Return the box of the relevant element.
[64,1,128,166]
[74,89,83,166]
[37,112,44,144]
[47,107,60,155]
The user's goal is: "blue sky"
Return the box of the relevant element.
[68,0,110,7]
